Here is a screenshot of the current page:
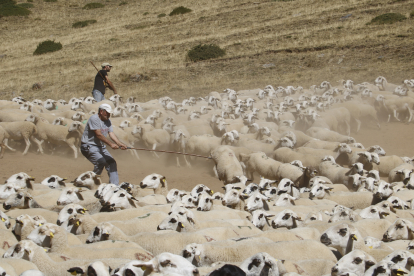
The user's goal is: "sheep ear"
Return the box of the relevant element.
[365,260,376,270]
[76,192,84,201]
[128,198,138,208]
[160,177,166,187]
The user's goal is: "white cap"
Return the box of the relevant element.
[101,62,112,68]
[99,104,112,114]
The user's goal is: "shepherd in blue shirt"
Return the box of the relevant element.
[80,103,127,185]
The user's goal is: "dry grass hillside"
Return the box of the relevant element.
[1,0,414,101]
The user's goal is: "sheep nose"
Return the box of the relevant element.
[183,250,192,258]
[382,234,390,242]
[94,190,100,198]
[309,193,314,199]
[244,206,248,211]
[197,207,201,211]
[320,233,331,244]
[56,201,61,205]
[3,203,10,210]
[157,226,161,231]
[331,266,338,273]
[86,240,91,244]
[221,200,226,206]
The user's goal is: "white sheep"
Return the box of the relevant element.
[211,146,245,184]
[132,125,170,158]
[0,121,43,155]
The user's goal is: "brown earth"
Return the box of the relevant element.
[1,121,413,193]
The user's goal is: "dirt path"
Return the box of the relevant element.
[1,122,412,192]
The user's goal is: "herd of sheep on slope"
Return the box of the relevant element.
[1,76,414,276]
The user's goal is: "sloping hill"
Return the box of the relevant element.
[1,0,413,101]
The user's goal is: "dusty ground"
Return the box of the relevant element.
[1,121,413,192]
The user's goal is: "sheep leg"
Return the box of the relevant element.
[31,137,44,154]
[132,149,140,160]
[22,137,31,155]
[0,144,4,158]
[152,144,160,158]
[176,156,181,167]
[213,165,219,179]
[387,114,391,123]
[393,110,400,122]
[407,107,414,123]
[183,155,191,168]
[3,139,16,152]
[69,144,78,158]
[355,119,361,133]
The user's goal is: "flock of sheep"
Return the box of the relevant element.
[1,76,414,276]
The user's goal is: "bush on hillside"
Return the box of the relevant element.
[17,2,33,8]
[169,6,192,16]
[410,10,414,18]
[119,1,127,5]
[157,13,166,18]
[187,44,226,62]
[0,0,31,17]
[83,2,104,9]
[44,0,57,2]
[368,13,407,25]
[33,40,62,55]
[72,19,97,28]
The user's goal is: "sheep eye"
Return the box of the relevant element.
[68,208,73,214]
[206,199,210,203]
[120,194,125,197]
[338,228,348,236]
[188,199,192,202]
[17,194,23,199]
[396,224,404,229]
[68,191,72,194]
[353,257,362,264]
[17,176,23,180]
[152,176,157,180]
[282,214,290,220]
[310,217,316,220]
[179,212,184,215]
[392,200,398,204]
[170,218,177,223]
[370,209,376,213]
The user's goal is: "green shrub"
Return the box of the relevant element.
[119,1,127,5]
[44,0,57,2]
[17,2,33,8]
[169,6,192,16]
[187,44,225,62]
[410,10,414,18]
[368,13,407,25]
[27,0,33,2]
[33,40,62,55]
[157,13,166,18]
[143,12,149,15]
[72,19,97,28]
[83,2,104,9]
[0,0,31,17]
